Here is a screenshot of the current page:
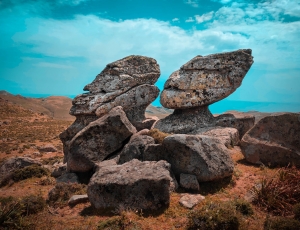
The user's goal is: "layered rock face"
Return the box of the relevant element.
[154,49,254,134]
[241,113,300,167]
[60,55,160,165]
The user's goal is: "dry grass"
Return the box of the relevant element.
[251,166,300,216]
[147,129,171,144]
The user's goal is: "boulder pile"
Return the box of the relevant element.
[59,49,292,212]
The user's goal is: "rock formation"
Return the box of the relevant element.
[60,55,160,165]
[154,49,254,134]
[241,113,300,167]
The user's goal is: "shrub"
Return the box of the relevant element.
[98,213,142,230]
[47,182,87,207]
[293,203,300,221]
[234,199,254,216]
[12,165,50,182]
[147,129,171,144]
[264,216,300,230]
[21,195,46,215]
[187,201,241,230]
[251,166,300,216]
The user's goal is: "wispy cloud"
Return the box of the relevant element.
[185,17,195,22]
[172,18,179,22]
[195,11,214,23]
[184,0,199,8]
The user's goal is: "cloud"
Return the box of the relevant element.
[172,18,179,22]
[184,0,199,8]
[195,11,214,23]
[1,0,300,103]
[185,17,195,22]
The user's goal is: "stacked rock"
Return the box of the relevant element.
[154,49,254,134]
[59,55,160,172]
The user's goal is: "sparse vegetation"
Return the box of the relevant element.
[293,203,300,221]
[264,216,300,230]
[97,212,142,230]
[147,128,171,144]
[251,166,300,216]
[47,182,87,207]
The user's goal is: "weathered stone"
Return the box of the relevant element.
[37,144,57,153]
[241,113,300,167]
[160,49,254,109]
[84,55,160,94]
[134,116,159,131]
[95,84,159,122]
[0,157,42,181]
[179,173,200,191]
[67,106,136,172]
[56,173,79,183]
[199,127,240,148]
[68,194,89,206]
[88,159,177,211]
[179,194,205,209]
[143,144,166,161]
[59,115,98,162]
[215,112,255,138]
[162,134,234,182]
[51,162,67,178]
[118,135,155,164]
[154,106,215,134]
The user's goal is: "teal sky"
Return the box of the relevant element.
[0,0,300,108]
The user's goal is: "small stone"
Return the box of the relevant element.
[179,194,205,209]
[37,144,57,153]
[68,194,89,206]
[56,173,79,183]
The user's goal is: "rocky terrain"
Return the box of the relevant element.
[1,50,300,230]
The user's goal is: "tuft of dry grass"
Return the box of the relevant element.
[147,129,171,144]
[251,166,300,216]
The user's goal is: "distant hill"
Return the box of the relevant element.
[0,91,74,121]
[0,91,172,121]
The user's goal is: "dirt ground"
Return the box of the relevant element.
[0,98,291,230]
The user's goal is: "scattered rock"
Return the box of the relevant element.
[160,49,253,109]
[51,162,67,178]
[56,173,79,183]
[68,194,89,206]
[199,127,239,148]
[134,116,159,131]
[215,112,255,138]
[118,134,155,164]
[88,159,176,211]
[37,144,57,153]
[0,157,42,180]
[179,173,200,191]
[162,134,234,182]
[67,106,136,172]
[240,113,300,167]
[179,194,205,209]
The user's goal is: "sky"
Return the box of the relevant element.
[0,0,300,110]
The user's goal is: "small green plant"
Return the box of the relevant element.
[98,212,142,230]
[264,216,300,230]
[47,182,87,207]
[21,195,46,215]
[234,199,254,216]
[147,129,171,144]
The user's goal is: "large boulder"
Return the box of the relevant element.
[67,106,136,172]
[162,134,234,182]
[240,113,300,167]
[160,49,254,109]
[88,159,177,211]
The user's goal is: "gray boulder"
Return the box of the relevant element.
[160,49,253,109]
[162,134,234,182]
[88,159,177,211]
[56,173,79,183]
[241,113,300,167]
[67,106,136,172]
